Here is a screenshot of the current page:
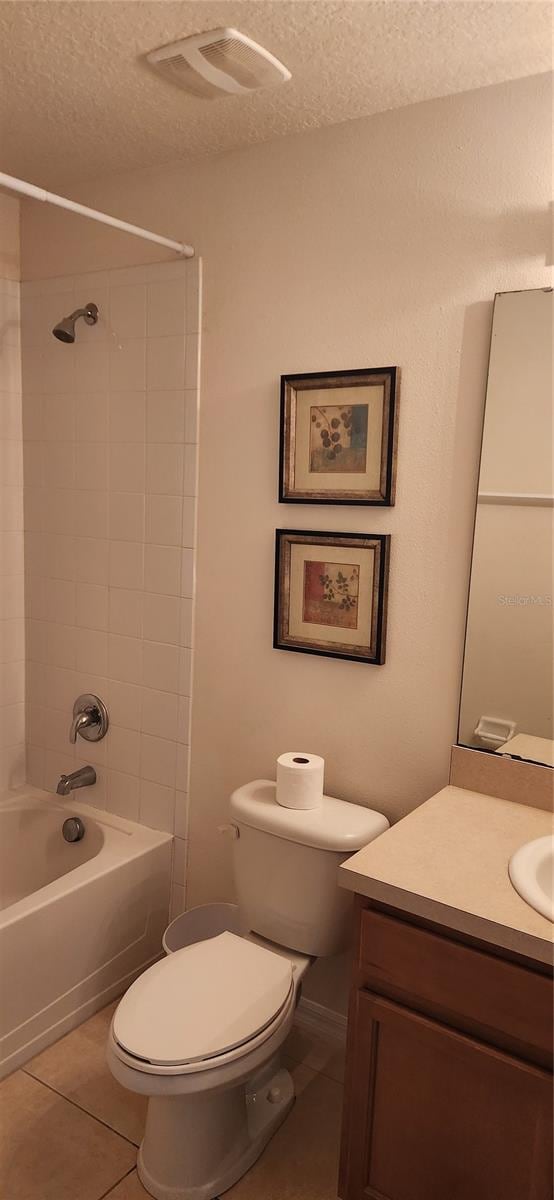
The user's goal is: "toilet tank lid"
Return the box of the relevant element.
[230,780,389,852]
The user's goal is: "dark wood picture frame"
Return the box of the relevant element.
[274,529,390,664]
[279,367,399,506]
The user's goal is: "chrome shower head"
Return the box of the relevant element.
[52,302,99,343]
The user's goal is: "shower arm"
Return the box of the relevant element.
[0,172,194,258]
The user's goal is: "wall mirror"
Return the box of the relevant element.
[459,287,553,768]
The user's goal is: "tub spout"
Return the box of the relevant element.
[56,765,96,796]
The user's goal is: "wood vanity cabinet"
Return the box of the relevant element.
[339,899,554,1200]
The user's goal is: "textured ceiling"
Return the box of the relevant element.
[0,1,551,189]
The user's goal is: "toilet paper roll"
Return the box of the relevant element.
[276,752,325,810]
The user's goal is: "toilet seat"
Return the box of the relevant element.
[112,932,294,1072]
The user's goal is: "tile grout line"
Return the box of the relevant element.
[97,1164,136,1200]
[283,1050,345,1088]
[21,1066,141,1149]
[296,1065,344,1087]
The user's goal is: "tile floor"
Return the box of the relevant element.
[0,1002,345,1199]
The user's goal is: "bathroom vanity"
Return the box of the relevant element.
[338,784,553,1200]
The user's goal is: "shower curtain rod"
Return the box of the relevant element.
[0,171,194,258]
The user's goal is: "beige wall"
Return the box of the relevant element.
[1,193,25,791]
[20,73,552,1008]
[0,193,20,281]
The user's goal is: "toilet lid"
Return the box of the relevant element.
[113,932,294,1067]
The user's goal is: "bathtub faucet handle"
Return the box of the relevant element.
[70,710,94,743]
[69,694,109,744]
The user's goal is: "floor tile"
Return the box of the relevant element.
[25,1001,147,1145]
[103,1169,150,1198]
[284,1023,346,1084]
[282,1056,319,1093]
[0,1070,136,1200]
[225,1060,343,1200]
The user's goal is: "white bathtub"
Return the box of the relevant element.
[0,786,172,1079]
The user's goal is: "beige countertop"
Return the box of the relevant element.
[340,785,554,966]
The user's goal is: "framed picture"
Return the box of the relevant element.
[274,529,390,664]
[279,367,398,505]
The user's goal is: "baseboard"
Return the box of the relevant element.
[294,996,347,1045]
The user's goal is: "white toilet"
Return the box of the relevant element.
[107,779,389,1200]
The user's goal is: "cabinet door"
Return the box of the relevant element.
[341,991,553,1200]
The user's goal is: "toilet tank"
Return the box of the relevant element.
[229,780,389,957]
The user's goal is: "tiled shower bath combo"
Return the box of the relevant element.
[0,256,202,1077]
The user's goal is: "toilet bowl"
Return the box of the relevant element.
[108,778,389,1200]
[107,930,310,1200]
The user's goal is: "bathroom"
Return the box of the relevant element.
[0,1,552,1197]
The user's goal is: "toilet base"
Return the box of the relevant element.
[136,1063,295,1200]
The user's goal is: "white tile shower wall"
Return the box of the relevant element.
[22,259,201,913]
[1,275,25,791]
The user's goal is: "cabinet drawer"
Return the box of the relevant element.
[359,908,553,1062]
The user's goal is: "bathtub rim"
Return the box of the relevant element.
[0,785,173,929]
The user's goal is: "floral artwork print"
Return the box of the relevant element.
[309,404,369,474]
[274,529,390,663]
[303,561,360,630]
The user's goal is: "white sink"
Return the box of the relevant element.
[508,835,554,923]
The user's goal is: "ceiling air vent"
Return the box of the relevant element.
[146,28,291,100]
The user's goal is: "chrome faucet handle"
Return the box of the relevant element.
[70,710,94,744]
[69,694,109,744]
